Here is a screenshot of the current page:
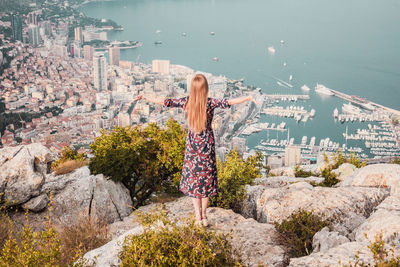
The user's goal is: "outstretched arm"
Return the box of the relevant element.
[227,95,256,105]
[135,95,164,105]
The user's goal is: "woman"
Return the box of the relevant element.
[137,74,256,226]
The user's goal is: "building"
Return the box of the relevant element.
[152,60,170,75]
[28,12,38,25]
[83,45,94,61]
[93,53,108,91]
[267,154,284,169]
[72,41,82,58]
[42,21,52,36]
[28,25,41,47]
[11,14,23,41]
[109,47,120,66]
[232,137,247,154]
[74,27,83,43]
[285,145,301,167]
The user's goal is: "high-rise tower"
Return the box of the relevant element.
[109,47,120,66]
[11,14,23,41]
[93,53,108,91]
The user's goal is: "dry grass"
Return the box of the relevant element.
[0,215,11,250]
[53,159,89,175]
[58,215,110,265]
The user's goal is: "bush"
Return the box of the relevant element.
[51,146,87,173]
[58,215,110,266]
[89,119,186,208]
[294,165,317,178]
[53,159,89,175]
[343,232,400,267]
[209,149,262,211]
[274,209,330,258]
[392,157,400,165]
[119,210,242,267]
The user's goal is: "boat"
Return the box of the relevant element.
[212,57,219,61]
[283,62,287,67]
[333,108,339,118]
[268,46,276,54]
[156,29,161,34]
[315,83,334,96]
[342,102,361,114]
[310,109,316,117]
[210,32,215,35]
[182,32,187,37]
[289,75,293,81]
[301,84,310,91]
[154,41,162,45]
[280,40,285,44]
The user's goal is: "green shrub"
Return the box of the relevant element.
[392,157,400,165]
[294,165,317,178]
[209,150,262,211]
[89,119,186,208]
[274,209,330,258]
[51,146,87,171]
[343,232,400,267]
[120,210,242,267]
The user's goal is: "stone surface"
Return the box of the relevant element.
[269,167,295,177]
[289,241,374,267]
[312,227,350,253]
[254,176,324,188]
[0,143,57,205]
[243,184,389,236]
[354,196,400,244]
[332,163,357,181]
[25,194,49,212]
[84,197,287,267]
[340,164,400,195]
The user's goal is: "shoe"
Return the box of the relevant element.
[202,218,208,227]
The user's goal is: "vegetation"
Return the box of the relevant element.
[343,232,400,267]
[0,196,108,266]
[294,165,317,178]
[391,157,400,165]
[119,209,242,267]
[51,146,88,175]
[209,150,262,211]
[274,209,330,258]
[89,119,187,208]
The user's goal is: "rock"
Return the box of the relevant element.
[312,227,349,253]
[254,176,324,188]
[289,241,374,266]
[25,194,49,212]
[247,185,389,236]
[84,197,287,267]
[332,163,357,181]
[240,184,265,219]
[0,143,57,205]
[354,196,400,244]
[340,164,400,195]
[269,167,295,177]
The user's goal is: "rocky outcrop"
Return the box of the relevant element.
[241,182,389,236]
[332,163,356,181]
[0,144,57,205]
[312,227,349,253]
[84,197,287,267]
[340,164,400,195]
[0,143,133,226]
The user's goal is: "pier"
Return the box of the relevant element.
[264,94,310,100]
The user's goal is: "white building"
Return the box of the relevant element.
[83,45,94,61]
[109,47,120,66]
[93,53,108,91]
[285,145,301,167]
[152,60,170,75]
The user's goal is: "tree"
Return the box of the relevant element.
[89,119,187,208]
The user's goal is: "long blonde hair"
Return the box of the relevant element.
[185,74,209,133]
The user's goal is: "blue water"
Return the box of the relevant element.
[80,0,400,156]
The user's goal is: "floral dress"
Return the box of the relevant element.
[164,97,231,198]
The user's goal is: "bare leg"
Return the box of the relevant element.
[191,197,202,221]
[201,197,209,219]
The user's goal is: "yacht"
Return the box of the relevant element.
[182,32,187,37]
[268,46,276,54]
[310,109,316,117]
[289,75,293,81]
[156,29,162,34]
[315,83,334,96]
[154,41,162,45]
[342,102,361,114]
[280,40,285,44]
[212,57,219,61]
[283,62,287,67]
[210,32,215,35]
[301,84,310,91]
[333,108,339,118]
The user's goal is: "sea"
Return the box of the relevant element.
[79,0,400,157]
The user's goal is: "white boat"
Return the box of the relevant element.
[289,75,293,81]
[310,136,316,147]
[301,84,310,91]
[268,46,276,54]
[182,32,187,37]
[283,62,287,67]
[342,102,361,114]
[212,57,219,61]
[156,29,161,34]
[310,109,316,117]
[280,40,285,44]
[315,83,334,96]
[210,31,215,35]
[333,108,339,118]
